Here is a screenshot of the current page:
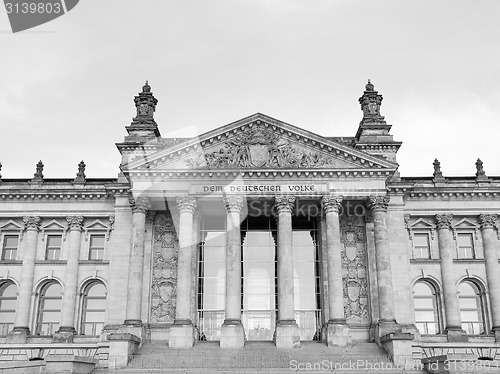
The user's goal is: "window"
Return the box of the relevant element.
[459,281,485,335]
[36,282,62,335]
[413,281,440,335]
[45,235,62,260]
[2,235,19,260]
[413,233,431,259]
[89,235,105,260]
[0,282,17,335]
[81,282,106,336]
[457,233,475,259]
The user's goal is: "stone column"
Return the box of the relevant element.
[220,195,245,348]
[435,214,467,342]
[479,214,500,341]
[54,216,84,342]
[368,196,398,337]
[124,197,151,327]
[322,195,350,346]
[7,216,40,343]
[169,196,197,348]
[274,196,300,348]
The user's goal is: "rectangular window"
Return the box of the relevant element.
[89,235,105,260]
[2,235,19,260]
[457,233,475,259]
[45,235,62,260]
[413,233,431,259]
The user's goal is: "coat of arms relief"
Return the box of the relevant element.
[185,125,337,169]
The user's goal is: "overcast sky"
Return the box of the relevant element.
[0,0,499,179]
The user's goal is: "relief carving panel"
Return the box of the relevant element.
[150,213,179,323]
[341,215,369,324]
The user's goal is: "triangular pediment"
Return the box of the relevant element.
[122,113,398,174]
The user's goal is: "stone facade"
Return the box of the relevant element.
[0,81,500,368]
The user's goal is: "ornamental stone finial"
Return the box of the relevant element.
[479,214,497,229]
[223,195,244,213]
[435,214,453,230]
[432,158,445,181]
[23,216,41,231]
[475,158,489,181]
[176,196,197,214]
[368,195,390,213]
[321,195,343,214]
[66,216,84,230]
[365,79,374,91]
[129,196,152,214]
[74,160,86,183]
[274,196,296,214]
[359,80,385,125]
[132,81,158,125]
[32,160,44,183]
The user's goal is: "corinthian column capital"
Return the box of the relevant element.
[368,195,390,213]
[479,214,497,229]
[23,216,41,231]
[274,196,296,214]
[176,196,197,214]
[129,196,151,214]
[223,195,244,213]
[66,216,84,231]
[321,195,343,214]
[435,214,454,230]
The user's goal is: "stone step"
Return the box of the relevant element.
[95,368,428,374]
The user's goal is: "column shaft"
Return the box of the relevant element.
[174,197,196,323]
[59,217,84,331]
[12,217,41,334]
[124,197,150,325]
[369,196,396,323]
[479,214,500,336]
[435,214,467,342]
[323,196,344,322]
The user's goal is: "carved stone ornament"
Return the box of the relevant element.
[435,214,453,230]
[321,195,343,214]
[274,196,296,214]
[31,160,44,182]
[358,80,385,124]
[340,215,364,245]
[176,196,197,214]
[66,216,84,231]
[74,160,86,183]
[132,81,158,125]
[479,214,497,229]
[368,195,390,213]
[23,216,41,231]
[223,195,244,213]
[186,125,336,169]
[129,196,152,214]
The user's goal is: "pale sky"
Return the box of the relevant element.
[0,0,499,179]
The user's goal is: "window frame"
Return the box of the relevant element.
[458,280,486,335]
[456,232,476,259]
[412,232,432,259]
[1,234,20,261]
[88,233,106,261]
[413,280,441,335]
[0,281,17,336]
[80,281,107,336]
[35,281,62,336]
[45,234,63,261]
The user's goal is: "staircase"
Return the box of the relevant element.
[95,341,428,374]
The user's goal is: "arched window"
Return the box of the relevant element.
[413,281,440,335]
[459,280,485,335]
[0,281,17,335]
[81,282,106,336]
[36,282,62,336]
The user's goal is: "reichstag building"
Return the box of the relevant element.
[0,81,499,372]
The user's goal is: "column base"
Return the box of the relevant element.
[325,320,351,347]
[274,320,300,348]
[169,321,195,348]
[445,326,468,342]
[220,319,245,348]
[53,326,76,343]
[119,321,145,346]
[380,332,414,368]
[6,326,29,343]
[374,319,400,345]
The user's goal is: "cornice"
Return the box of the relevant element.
[125,169,394,180]
[0,184,131,201]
